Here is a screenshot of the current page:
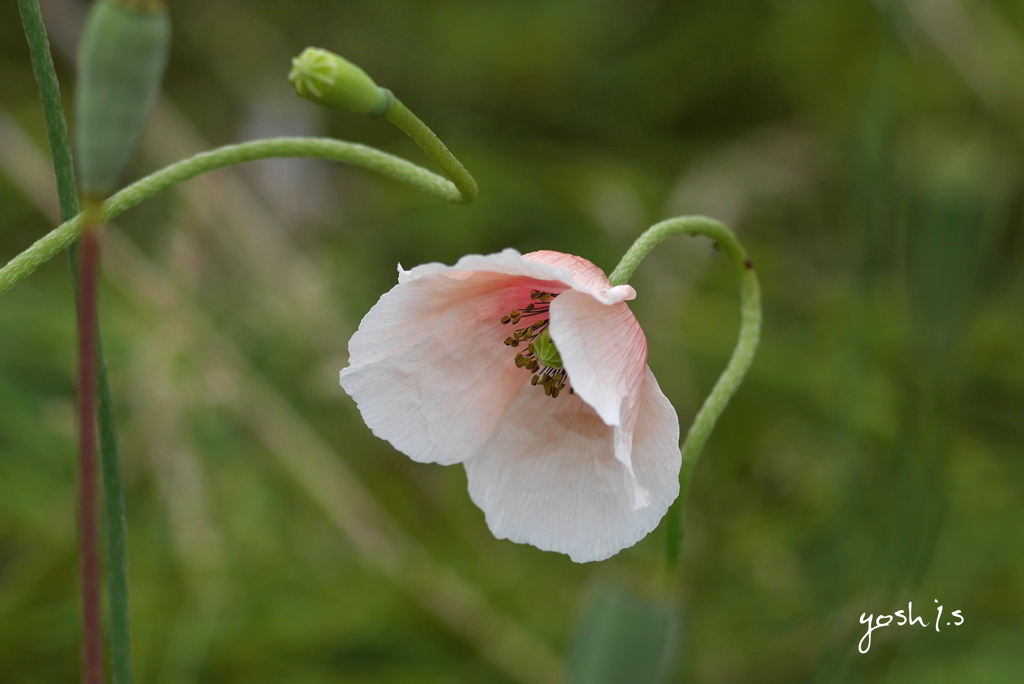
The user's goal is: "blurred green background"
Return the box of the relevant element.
[2,0,1023,681]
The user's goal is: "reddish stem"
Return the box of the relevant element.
[77,224,104,684]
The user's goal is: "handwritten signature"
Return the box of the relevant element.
[859,601,964,653]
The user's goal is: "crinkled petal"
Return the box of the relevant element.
[548,290,647,428]
[400,248,634,302]
[524,250,636,304]
[548,288,648,507]
[464,367,680,563]
[341,268,545,465]
[399,248,571,289]
[523,250,608,294]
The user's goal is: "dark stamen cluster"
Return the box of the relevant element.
[500,290,573,398]
[528,365,570,397]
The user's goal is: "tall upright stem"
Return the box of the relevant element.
[77,222,104,684]
[18,3,135,681]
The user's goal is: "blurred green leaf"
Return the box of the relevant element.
[568,586,681,684]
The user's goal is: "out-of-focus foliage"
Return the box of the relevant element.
[568,585,681,684]
[2,0,1023,682]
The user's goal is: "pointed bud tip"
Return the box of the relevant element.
[289,47,390,116]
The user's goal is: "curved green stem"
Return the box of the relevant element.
[610,216,762,578]
[384,95,477,204]
[0,136,470,297]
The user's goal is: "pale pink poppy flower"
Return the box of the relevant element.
[340,249,681,562]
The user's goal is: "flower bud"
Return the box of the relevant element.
[289,47,390,116]
[75,0,171,197]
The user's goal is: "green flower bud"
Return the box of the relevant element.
[75,0,171,197]
[289,47,390,116]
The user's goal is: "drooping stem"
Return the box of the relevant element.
[19,3,135,682]
[383,95,477,204]
[0,136,473,297]
[287,47,476,204]
[77,221,104,684]
[609,216,762,577]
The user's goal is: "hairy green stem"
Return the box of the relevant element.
[610,216,762,577]
[0,136,469,297]
[383,95,477,204]
[18,3,135,681]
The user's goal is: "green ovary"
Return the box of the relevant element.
[530,329,563,369]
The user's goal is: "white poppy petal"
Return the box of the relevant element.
[341,269,542,464]
[464,367,680,563]
[549,290,649,506]
[399,248,570,287]
[523,250,636,304]
[548,289,647,430]
[522,250,611,294]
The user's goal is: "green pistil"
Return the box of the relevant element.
[530,329,562,369]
